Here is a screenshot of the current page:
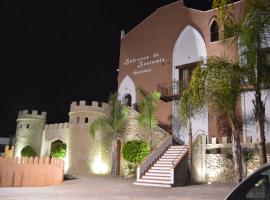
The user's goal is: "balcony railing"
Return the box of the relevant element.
[157,81,181,102]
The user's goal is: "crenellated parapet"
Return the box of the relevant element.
[44,123,69,130]
[70,100,108,113]
[43,123,69,145]
[18,110,47,121]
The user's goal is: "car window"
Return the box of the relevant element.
[246,169,270,200]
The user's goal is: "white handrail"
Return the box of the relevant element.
[137,135,173,180]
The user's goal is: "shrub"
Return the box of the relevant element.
[50,141,67,160]
[122,140,149,164]
[21,146,37,157]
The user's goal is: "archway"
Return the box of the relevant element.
[50,140,67,160]
[123,94,132,107]
[118,75,136,108]
[21,145,37,157]
[172,25,208,143]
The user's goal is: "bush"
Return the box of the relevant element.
[122,140,149,164]
[21,146,37,157]
[50,141,66,160]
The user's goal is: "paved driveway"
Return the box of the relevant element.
[0,175,234,200]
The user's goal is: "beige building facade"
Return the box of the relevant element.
[14,101,169,176]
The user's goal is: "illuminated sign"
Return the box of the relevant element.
[124,53,166,75]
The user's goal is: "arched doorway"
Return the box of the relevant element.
[172,25,208,143]
[118,75,136,108]
[21,145,37,157]
[123,94,132,107]
[50,140,67,160]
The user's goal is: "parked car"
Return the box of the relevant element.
[225,162,270,200]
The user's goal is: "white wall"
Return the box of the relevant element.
[241,89,270,142]
[172,25,208,143]
[118,75,137,107]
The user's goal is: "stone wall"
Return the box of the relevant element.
[205,153,270,182]
[0,156,64,187]
[119,108,169,177]
[41,123,69,157]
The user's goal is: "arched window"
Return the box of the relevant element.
[210,20,219,42]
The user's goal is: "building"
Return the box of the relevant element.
[14,101,168,176]
[117,0,270,144]
[13,0,270,186]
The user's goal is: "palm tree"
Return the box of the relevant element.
[190,57,243,183]
[137,89,161,152]
[213,0,270,166]
[179,69,205,185]
[90,92,129,137]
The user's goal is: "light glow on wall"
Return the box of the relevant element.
[91,154,109,174]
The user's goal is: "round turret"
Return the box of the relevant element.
[14,110,47,157]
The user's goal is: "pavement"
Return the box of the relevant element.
[0,175,235,200]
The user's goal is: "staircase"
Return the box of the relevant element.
[134,145,188,187]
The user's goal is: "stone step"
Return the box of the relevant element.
[163,153,181,156]
[136,178,172,184]
[134,181,172,188]
[148,169,171,173]
[156,160,173,164]
[145,172,171,177]
[151,166,171,170]
[161,156,178,159]
[159,158,175,161]
[166,150,183,153]
[169,145,186,148]
[142,175,171,180]
[154,163,173,167]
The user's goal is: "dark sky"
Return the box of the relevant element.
[0,0,213,137]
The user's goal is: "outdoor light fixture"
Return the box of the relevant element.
[91,154,108,174]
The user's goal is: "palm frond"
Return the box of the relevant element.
[90,117,110,137]
[137,89,160,129]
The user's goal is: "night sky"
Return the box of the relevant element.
[0,0,213,137]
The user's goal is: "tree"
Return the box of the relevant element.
[213,0,270,166]
[179,69,205,185]
[190,57,243,183]
[50,140,67,160]
[137,89,161,152]
[90,92,129,137]
[21,145,37,157]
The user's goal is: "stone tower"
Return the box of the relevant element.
[67,101,111,175]
[14,110,46,157]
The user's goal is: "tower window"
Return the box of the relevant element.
[85,118,89,123]
[210,20,219,42]
[26,124,30,129]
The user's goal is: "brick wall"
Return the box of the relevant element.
[0,156,64,187]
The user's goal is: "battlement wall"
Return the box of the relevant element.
[70,100,108,113]
[0,156,64,187]
[44,123,69,144]
[45,123,69,130]
[18,110,47,120]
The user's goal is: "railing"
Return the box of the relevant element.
[170,132,205,185]
[172,130,205,167]
[136,135,173,180]
[157,81,181,101]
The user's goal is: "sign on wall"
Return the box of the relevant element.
[123,53,166,75]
